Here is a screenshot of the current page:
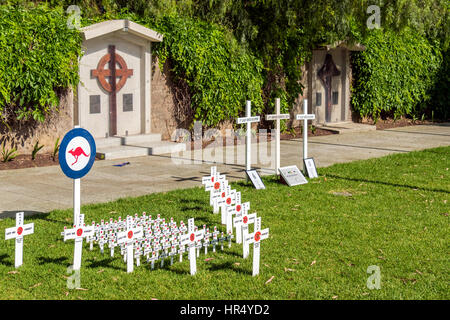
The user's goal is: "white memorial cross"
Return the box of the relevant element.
[226,192,241,234]
[233,202,250,244]
[237,100,261,174]
[217,185,235,225]
[244,217,269,276]
[295,99,315,170]
[4,212,34,268]
[266,98,290,175]
[63,214,94,271]
[179,218,205,276]
[117,216,143,273]
[241,212,257,259]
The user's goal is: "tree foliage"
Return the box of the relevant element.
[0,3,82,125]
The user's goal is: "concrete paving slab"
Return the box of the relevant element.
[0,123,449,218]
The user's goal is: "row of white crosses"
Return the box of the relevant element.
[239,99,315,174]
[202,166,270,276]
[62,212,232,275]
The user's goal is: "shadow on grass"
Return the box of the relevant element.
[86,257,125,271]
[0,254,13,267]
[37,256,68,266]
[206,261,252,275]
[326,174,450,194]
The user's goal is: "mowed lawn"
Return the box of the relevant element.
[0,146,448,300]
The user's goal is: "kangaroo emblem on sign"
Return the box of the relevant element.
[68,147,90,166]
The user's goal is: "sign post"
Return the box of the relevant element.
[295,99,315,171]
[5,212,34,268]
[266,98,290,175]
[237,101,260,176]
[59,127,96,226]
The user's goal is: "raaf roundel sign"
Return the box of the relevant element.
[59,128,96,179]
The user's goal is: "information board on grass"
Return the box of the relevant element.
[245,170,266,189]
[279,165,308,186]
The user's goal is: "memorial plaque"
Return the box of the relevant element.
[123,93,133,112]
[89,95,101,114]
[245,170,266,190]
[279,165,308,186]
[316,92,322,106]
[332,91,339,105]
[303,157,318,178]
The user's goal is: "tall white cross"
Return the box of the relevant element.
[117,216,143,273]
[295,99,315,170]
[237,100,260,174]
[180,218,205,275]
[266,98,290,175]
[244,217,269,276]
[5,212,34,268]
[63,214,94,271]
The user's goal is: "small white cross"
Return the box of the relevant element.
[63,214,94,271]
[244,217,269,276]
[4,212,34,268]
[226,192,241,234]
[241,212,257,259]
[233,202,250,244]
[180,218,205,275]
[117,216,143,273]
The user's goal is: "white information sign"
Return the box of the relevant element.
[279,165,308,186]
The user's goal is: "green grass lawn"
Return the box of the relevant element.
[0,146,449,300]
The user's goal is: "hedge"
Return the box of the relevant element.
[0,4,82,125]
[351,28,444,121]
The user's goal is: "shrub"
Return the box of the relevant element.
[351,28,443,121]
[0,4,82,125]
[154,17,264,128]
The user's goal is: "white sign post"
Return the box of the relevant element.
[180,218,205,276]
[237,100,260,175]
[266,98,290,175]
[5,212,34,268]
[63,214,94,270]
[59,127,96,227]
[244,217,269,276]
[117,216,143,273]
[295,99,315,171]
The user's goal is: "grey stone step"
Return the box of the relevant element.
[133,141,187,155]
[119,133,162,145]
[95,137,122,148]
[96,141,187,160]
[96,145,149,160]
[316,122,376,134]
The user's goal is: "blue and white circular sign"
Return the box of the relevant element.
[59,128,96,179]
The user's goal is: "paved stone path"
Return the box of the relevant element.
[1,123,449,218]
